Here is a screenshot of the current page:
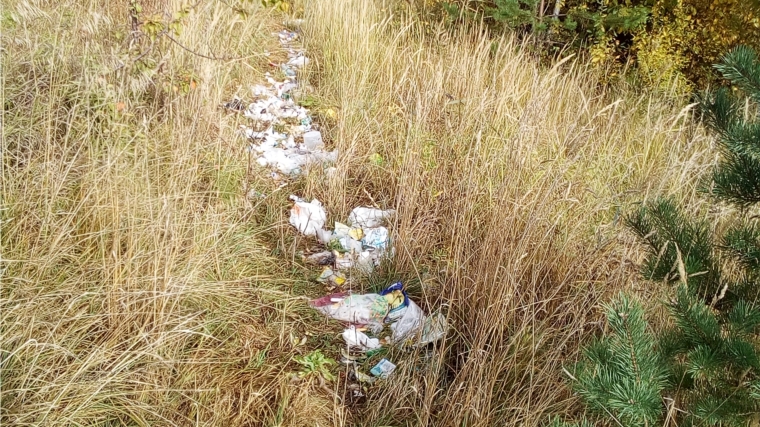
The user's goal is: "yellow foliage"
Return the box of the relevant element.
[633,0,694,92]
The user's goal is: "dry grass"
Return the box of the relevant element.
[2,1,340,425]
[297,0,714,425]
[1,0,714,426]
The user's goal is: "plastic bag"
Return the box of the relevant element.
[348,207,395,228]
[342,326,381,350]
[379,282,409,321]
[370,359,397,378]
[362,226,390,254]
[380,282,447,345]
[417,312,448,346]
[310,293,389,333]
[390,299,426,342]
[302,130,324,150]
[289,196,326,236]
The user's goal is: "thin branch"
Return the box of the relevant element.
[163,32,263,62]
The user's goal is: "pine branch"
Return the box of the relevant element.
[723,222,760,272]
[669,286,721,348]
[699,87,743,138]
[572,295,666,426]
[714,45,760,105]
[725,300,760,336]
[711,151,760,208]
[686,345,722,381]
[721,123,760,161]
[626,199,721,297]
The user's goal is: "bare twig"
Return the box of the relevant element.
[163,32,263,62]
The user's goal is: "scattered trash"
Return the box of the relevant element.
[362,226,390,255]
[305,251,335,266]
[281,64,297,77]
[316,267,346,287]
[349,207,396,228]
[284,18,305,29]
[223,97,245,111]
[310,282,448,350]
[340,348,366,364]
[389,298,426,342]
[287,54,309,68]
[302,130,324,150]
[347,227,364,241]
[310,292,390,333]
[379,282,409,320]
[277,29,299,43]
[353,369,376,384]
[288,196,395,272]
[309,292,349,309]
[416,312,449,347]
[342,325,381,350]
[289,196,326,237]
[232,28,336,177]
[370,359,397,378]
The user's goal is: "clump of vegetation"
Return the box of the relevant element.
[436,0,760,87]
[556,46,760,426]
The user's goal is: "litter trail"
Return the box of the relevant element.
[232,23,448,387]
[226,28,337,179]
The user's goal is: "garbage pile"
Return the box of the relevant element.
[235,24,448,394]
[289,195,448,385]
[310,283,448,347]
[290,197,395,276]
[309,282,448,393]
[228,29,337,177]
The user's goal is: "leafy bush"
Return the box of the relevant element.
[437,0,760,87]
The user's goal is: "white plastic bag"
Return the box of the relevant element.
[390,299,426,342]
[312,293,388,333]
[302,130,324,150]
[417,313,448,346]
[289,196,326,236]
[342,326,381,350]
[348,207,395,228]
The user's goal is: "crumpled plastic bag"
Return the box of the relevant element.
[342,325,381,350]
[389,298,426,342]
[379,282,409,321]
[380,282,448,345]
[310,282,448,346]
[310,293,389,333]
[417,312,449,346]
[289,196,326,236]
[362,226,390,254]
[349,207,396,228]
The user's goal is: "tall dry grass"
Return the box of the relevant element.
[2,0,714,425]
[297,0,714,425]
[2,1,342,425]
